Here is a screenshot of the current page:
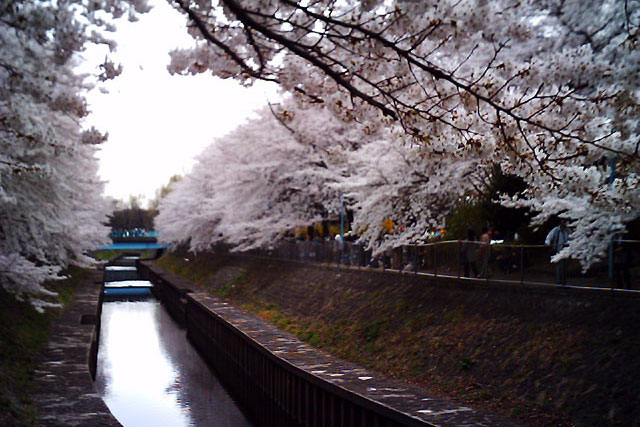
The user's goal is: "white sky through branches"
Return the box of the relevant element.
[80,0,279,204]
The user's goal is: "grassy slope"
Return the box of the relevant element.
[91,249,155,261]
[155,252,639,427]
[0,266,91,426]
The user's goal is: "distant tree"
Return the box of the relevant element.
[127,195,143,210]
[107,193,159,230]
[446,164,530,241]
[108,209,155,231]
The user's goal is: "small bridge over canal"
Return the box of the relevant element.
[99,229,170,251]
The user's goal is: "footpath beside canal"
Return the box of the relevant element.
[31,270,121,426]
[152,251,640,427]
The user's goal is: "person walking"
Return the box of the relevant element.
[461,229,479,278]
[613,236,632,289]
[478,227,493,278]
[545,220,570,285]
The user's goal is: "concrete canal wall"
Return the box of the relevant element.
[138,260,522,427]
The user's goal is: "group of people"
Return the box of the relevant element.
[298,219,632,288]
[109,228,152,238]
[460,221,570,284]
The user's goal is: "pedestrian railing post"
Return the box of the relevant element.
[520,246,525,284]
[609,236,614,287]
[457,240,461,279]
[485,244,490,280]
[323,242,327,264]
[433,244,437,277]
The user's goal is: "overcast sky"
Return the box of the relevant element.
[81,0,279,205]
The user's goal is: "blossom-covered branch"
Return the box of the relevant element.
[170,0,639,171]
[163,0,639,266]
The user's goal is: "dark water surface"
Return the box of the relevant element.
[95,293,253,427]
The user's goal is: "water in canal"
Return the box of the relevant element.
[95,282,253,427]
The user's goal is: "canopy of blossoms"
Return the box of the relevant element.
[157,0,638,268]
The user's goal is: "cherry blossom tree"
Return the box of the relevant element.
[0,0,150,309]
[341,135,479,252]
[156,103,348,250]
[156,96,481,258]
[164,0,639,266]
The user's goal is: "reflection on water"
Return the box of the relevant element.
[104,280,153,288]
[95,294,253,427]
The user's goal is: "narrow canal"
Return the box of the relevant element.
[95,264,253,426]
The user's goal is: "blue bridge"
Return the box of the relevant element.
[100,241,170,250]
[100,229,170,251]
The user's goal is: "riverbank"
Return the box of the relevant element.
[0,266,119,426]
[0,267,84,425]
[0,285,57,427]
[155,251,640,427]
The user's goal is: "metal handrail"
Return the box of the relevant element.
[238,238,638,291]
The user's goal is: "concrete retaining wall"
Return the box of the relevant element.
[188,295,432,427]
[139,261,434,426]
[138,260,523,427]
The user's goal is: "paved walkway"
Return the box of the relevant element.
[31,270,121,426]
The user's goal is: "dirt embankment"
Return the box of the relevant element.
[156,252,640,427]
